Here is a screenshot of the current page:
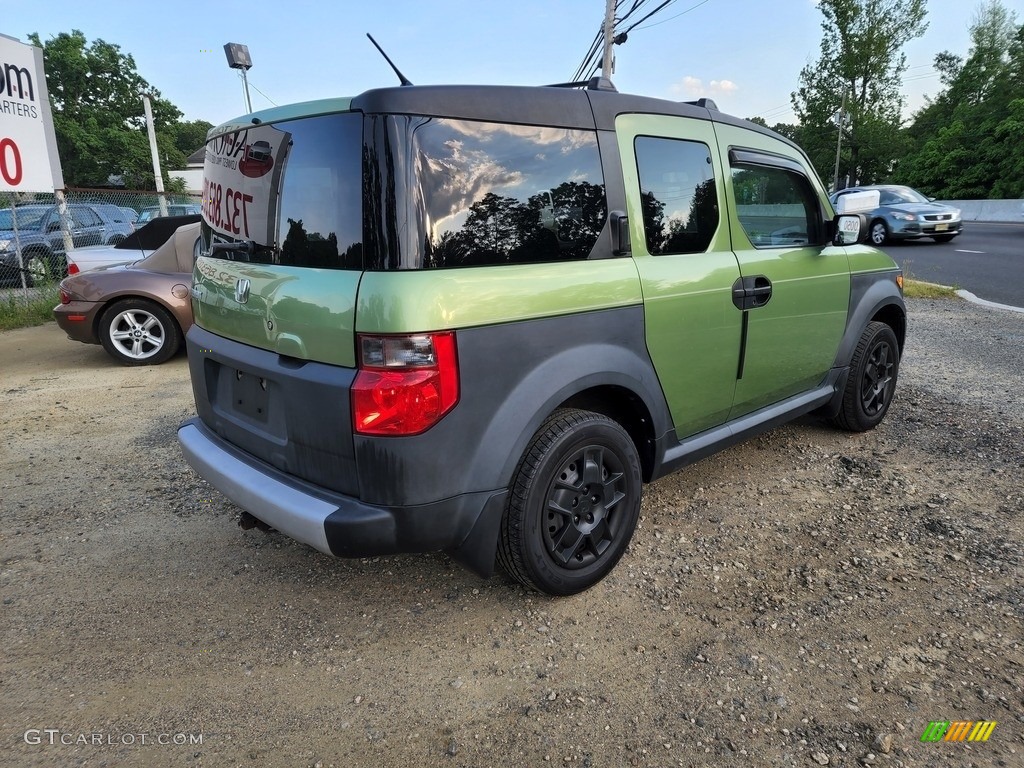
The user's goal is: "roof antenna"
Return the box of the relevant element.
[366,33,413,86]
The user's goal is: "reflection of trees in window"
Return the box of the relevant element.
[732,168,800,205]
[281,217,362,269]
[640,191,667,254]
[643,179,718,255]
[428,181,606,267]
[663,178,718,253]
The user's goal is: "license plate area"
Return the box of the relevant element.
[934,222,948,231]
[231,368,270,422]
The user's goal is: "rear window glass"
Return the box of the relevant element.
[201,112,363,269]
[365,116,606,269]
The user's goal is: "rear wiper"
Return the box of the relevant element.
[208,240,257,256]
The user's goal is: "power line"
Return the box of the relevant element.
[620,0,677,34]
[243,76,278,107]
[634,0,710,30]
[572,0,708,82]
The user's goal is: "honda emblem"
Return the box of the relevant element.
[234,278,250,304]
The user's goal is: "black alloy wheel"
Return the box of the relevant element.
[498,409,642,596]
[832,321,900,432]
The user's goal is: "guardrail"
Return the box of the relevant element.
[937,199,1024,223]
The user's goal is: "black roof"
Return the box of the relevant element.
[348,84,794,151]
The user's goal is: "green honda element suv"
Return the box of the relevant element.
[178,82,905,595]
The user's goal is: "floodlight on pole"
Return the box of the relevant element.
[224,42,253,114]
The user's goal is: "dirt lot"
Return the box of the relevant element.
[1,299,1021,768]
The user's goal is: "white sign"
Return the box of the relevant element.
[0,34,64,191]
[202,124,290,245]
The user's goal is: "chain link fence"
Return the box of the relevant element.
[0,188,201,308]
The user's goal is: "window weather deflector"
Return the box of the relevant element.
[728,148,805,175]
[206,239,258,257]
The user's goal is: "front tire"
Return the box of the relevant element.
[498,409,642,596]
[869,220,889,246]
[99,298,182,366]
[831,321,900,432]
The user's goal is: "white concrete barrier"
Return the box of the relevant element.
[937,199,1024,223]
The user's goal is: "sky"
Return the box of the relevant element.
[5,0,1022,129]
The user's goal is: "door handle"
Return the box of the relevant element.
[731,276,773,311]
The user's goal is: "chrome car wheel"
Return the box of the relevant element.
[98,299,182,366]
[108,308,166,360]
[869,221,888,246]
[26,254,51,286]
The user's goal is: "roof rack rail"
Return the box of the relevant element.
[685,97,719,110]
[543,77,618,92]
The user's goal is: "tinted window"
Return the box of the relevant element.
[634,137,718,255]
[202,113,363,269]
[365,116,606,269]
[71,208,102,228]
[731,164,820,248]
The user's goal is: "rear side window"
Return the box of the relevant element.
[365,116,606,269]
[731,163,821,248]
[201,113,363,269]
[634,137,718,255]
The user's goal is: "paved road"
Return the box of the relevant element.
[880,221,1024,307]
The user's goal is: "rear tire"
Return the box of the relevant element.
[498,409,642,596]
[831,321,900,432]
[25,252,55,287]
[99,298,182,366]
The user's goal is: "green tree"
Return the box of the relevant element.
[896,2,1023,198]
[27,30,194,189]
[792,0,928,189]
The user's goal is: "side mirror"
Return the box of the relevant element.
[609,211,630,256]
[832,213,870,246]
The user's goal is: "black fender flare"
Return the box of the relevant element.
[448,340,672,577]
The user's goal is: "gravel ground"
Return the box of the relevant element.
[1,298,1021,768]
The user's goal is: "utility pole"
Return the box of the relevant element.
[600,0,617,81]
[140,91,168,217]
[832,87,848,193]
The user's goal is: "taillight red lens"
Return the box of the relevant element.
[352,332,459,436]
[67,262,79,275]
[59,288,71,304]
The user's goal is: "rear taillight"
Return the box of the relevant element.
[59,288,71,304]
[67,262,79,275]
[352,332,459,436]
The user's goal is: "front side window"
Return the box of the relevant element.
[731,164,820,248]
[365,116,606,269]
[634,137,718,255]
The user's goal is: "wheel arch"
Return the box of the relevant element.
[834,272,906,369]
[558,385,658,482]
[446,340,671,579]
[92,292,185,340]
[468,345,671,494]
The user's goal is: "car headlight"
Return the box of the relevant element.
[891,212,916,222]
[0,239,11,252]
[949,208,961,219]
